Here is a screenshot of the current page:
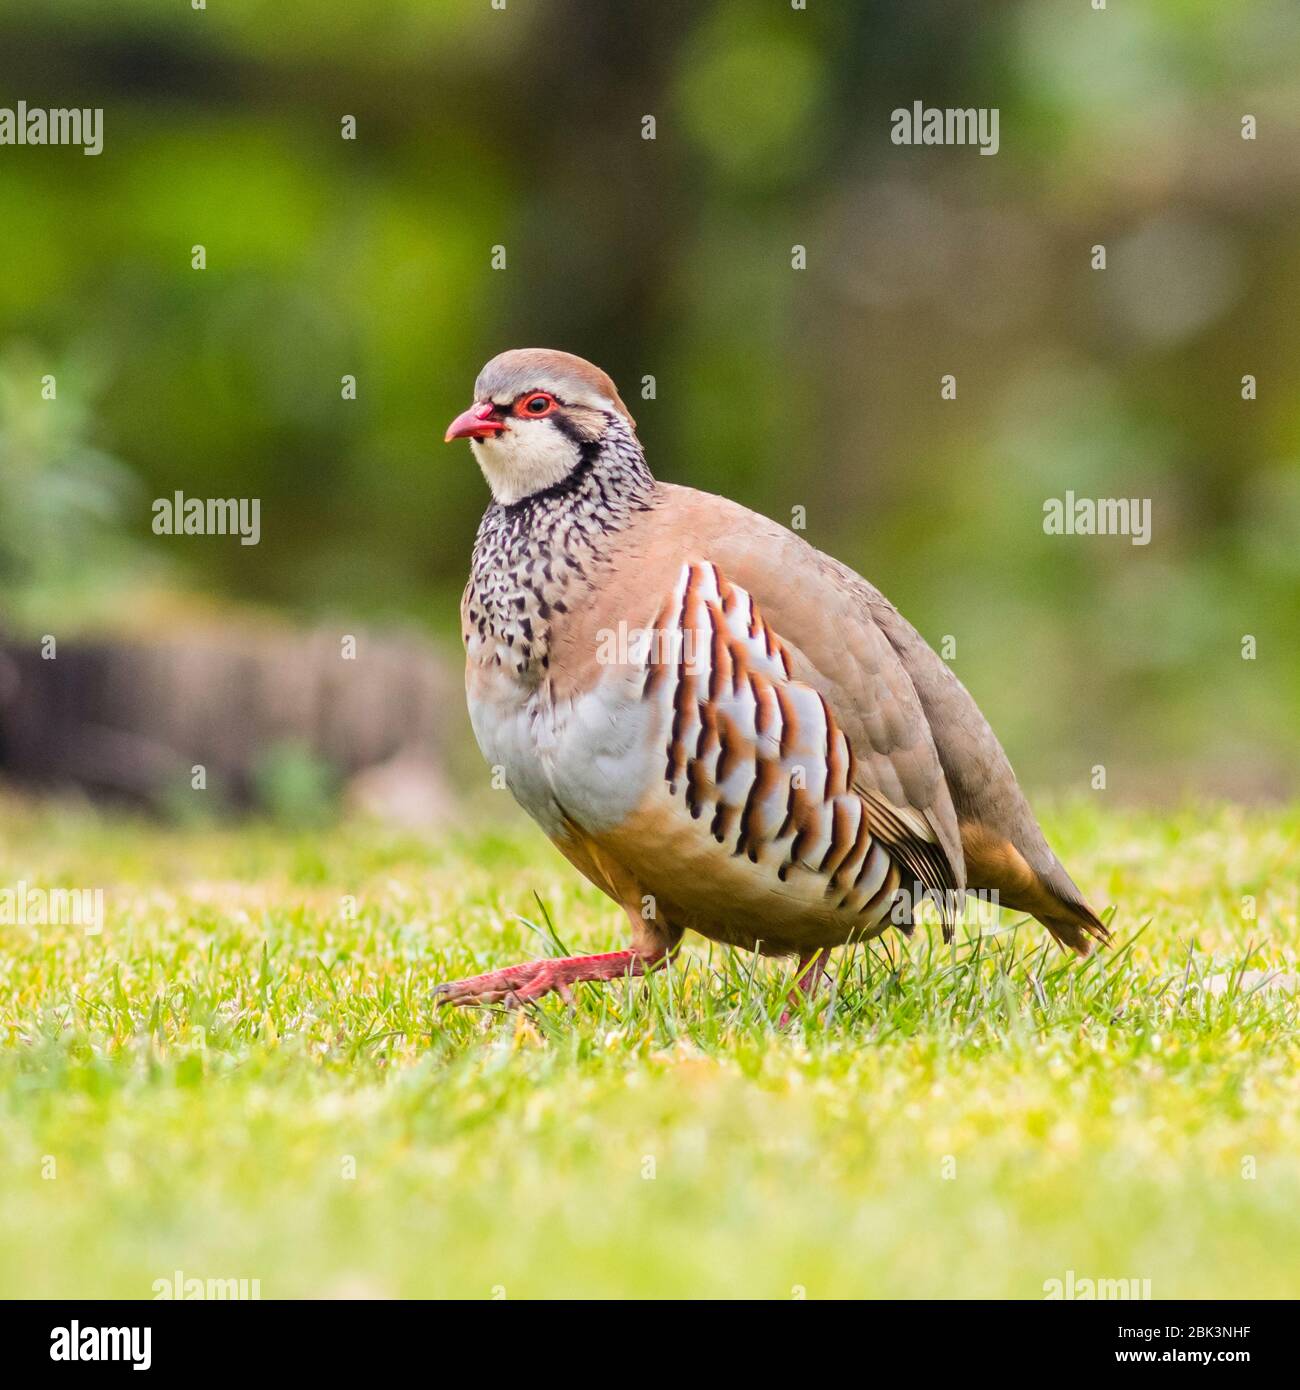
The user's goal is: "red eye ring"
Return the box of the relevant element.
[516,391,557,418]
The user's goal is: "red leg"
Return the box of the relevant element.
[434,947,667,1010]
[779,948,831,1028]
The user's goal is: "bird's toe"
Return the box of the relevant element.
[433,959,548,1007]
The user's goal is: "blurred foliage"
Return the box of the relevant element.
[250,740,340,829]
[0,0,1297,797]
[0,345,153,628]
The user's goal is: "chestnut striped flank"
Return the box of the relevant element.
[648,562,960,933]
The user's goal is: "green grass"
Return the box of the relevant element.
[0,794,1297,1299]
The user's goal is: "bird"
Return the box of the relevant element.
[437,348,1108,1020]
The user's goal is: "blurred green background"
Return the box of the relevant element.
[1,0,1298,802]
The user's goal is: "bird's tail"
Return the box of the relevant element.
[959,822,1111,957]
[1039,892,1111,956]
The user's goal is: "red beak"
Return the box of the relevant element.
[444,402,506,443]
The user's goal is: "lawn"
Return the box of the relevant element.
[0,794,1297,1300]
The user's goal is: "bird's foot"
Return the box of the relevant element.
[434,949,656,1009]
[778,948,831,1028]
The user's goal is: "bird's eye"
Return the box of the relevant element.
[517,392,556,417]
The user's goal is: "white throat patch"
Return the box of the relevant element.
[471,420,580,505]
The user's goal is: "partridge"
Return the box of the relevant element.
[438,349,1107,1016]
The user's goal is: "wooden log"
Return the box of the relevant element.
[0,625,455,820]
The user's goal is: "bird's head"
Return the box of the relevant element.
[445,348,639,506]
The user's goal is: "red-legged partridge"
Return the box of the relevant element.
[438,349,1108,1016]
